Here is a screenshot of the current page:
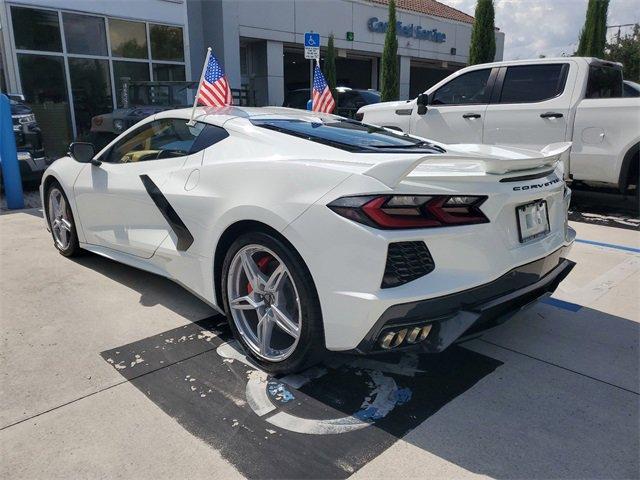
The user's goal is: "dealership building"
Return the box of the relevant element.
[0,0,504,155]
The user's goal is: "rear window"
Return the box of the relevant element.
[586,66,623,98]
[251,118,444,154]
[499,64,568,103]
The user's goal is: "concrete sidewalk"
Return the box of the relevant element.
[1,210,638,479]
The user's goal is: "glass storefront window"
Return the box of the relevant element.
[109,19,148,59]
[68,58,113,138]
[150,25,184,62]
[113,61,150,106]
[153,64,186,81]
[63,13,108,56]
[17,54,71,157]
[11,7,62,52]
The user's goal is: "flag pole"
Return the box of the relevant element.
[187,47,212,126]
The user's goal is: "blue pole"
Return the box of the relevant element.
[0,94,24,209]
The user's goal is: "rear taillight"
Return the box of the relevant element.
[327,194,489,229]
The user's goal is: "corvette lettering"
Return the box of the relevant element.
[513,177,560,191]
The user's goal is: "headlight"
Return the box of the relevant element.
[113,119,124,132]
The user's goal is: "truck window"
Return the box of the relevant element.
[431,69,492,105]
[586,66,623,98]
[498,64,568,103]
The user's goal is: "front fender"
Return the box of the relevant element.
[40,157,88,241]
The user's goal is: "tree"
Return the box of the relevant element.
[469,0,496,65]
[576,0,609,57]
[324,34,337,105]
[380,0,398,101]
[605,24,640,81]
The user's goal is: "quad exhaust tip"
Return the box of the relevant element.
[379,324,432,349]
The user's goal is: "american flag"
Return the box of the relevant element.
[197,52,232,107]
[312,64,335,113]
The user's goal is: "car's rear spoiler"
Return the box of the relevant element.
[363,142,571,188]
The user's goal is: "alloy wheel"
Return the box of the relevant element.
[48,188,72,250]
[227,244,302,362]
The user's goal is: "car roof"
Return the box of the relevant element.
[154,106,339,127]
[458,56,622,71]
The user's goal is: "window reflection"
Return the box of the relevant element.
[17,54,71,157]
[113,61,150,107]
[109,19,148,59]
[153,64,186,81]
[12,7,62,52]
[68,58,113,138]
[63,13,107,56]
[150,25,184,61]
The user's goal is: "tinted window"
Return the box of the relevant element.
[109,19,147,59]
[113,61,150,106]
[153,64,186,81]
[12,7,62,52]
[499,64,568,103]
[150,25,184,61]
[252,118,444,154]
[106,119,204,163]
[432,69,492,105]
[586,66,623,98]
[357,90,381,104]
[337,91,361,109]
[63,13,107,56]
[17,54,72,157]
[189,124,229,153]
[623,82,640,97]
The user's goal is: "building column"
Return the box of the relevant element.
[399,56,411,100]
[265,40,284,106]
[370,57,378,90]
[221,1,241,90]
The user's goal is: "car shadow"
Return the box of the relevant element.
[75,248,637,479]
[69,249,217,322]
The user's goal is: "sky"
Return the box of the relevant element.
[446,0,640,60]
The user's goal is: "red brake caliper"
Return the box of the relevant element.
[247,255,272,294]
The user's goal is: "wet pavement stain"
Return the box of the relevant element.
[101,317,502,479]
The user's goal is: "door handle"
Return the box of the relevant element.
[540,112,563,119]
[462,113,481,119]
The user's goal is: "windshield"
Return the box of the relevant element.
[251,118,444,154]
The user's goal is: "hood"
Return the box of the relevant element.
[358,99,414,114]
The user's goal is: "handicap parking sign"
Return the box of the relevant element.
[304,32,320,47]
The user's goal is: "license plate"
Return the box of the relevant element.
[517,200,550,243]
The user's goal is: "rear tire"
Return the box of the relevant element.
[45,182,81,257]
[221,231,325,374]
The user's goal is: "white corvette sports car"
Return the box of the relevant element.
[41,106,576,373]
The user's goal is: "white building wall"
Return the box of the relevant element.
[233,0,487,64]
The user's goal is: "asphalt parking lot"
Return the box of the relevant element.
[1,200,638,479]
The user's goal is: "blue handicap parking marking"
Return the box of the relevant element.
[575,238,640,254]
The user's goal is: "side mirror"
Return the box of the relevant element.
[68,142,100,166]
[416,94,428,115]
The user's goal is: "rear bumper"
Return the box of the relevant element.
[354,246,575,354]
